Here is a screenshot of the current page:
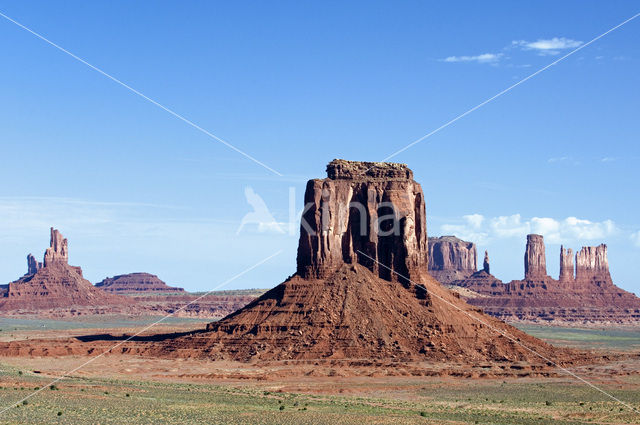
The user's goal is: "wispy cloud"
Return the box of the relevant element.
[0,197,236,242]
[441,36,584,66]
[547,156,571,163]
[512,37,583,55]
[440,213,617,244]
[441,53,503,64]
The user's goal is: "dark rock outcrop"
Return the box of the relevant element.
[427,236,477,284]
[96,273,184,293]
[524,234,547,279]
[297,159,428,284]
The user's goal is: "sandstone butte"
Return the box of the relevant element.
[431,234,640,323]
[137,159,583,365]
[0,228,131,311]
[95,273,185,293]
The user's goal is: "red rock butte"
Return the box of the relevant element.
[0,228,129,311]
[148,160,576,365]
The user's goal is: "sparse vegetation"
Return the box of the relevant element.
[0,363,638,425]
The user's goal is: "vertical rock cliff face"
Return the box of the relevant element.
[524,234,547,279]
[427,236,477,284]
[43,228,69,267]
[297,159,428,283]
[575,244,612,286]
[559,246,574,282]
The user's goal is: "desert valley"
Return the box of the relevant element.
[0,160,639,424]
[1,3,639,424]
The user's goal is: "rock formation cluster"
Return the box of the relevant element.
[439,234,640,323]
[1,229,262,318]
[95,273,185,293]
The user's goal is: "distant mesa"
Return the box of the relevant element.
[147,159,571,366]
[0,228,130,312]
[96,273,185,293]
[427,236,477,284]
[432,233,640,323]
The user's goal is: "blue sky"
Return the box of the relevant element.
[0,1,639,293]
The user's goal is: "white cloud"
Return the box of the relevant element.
[513,37,582,55]
[441,214,489,243]
[463,214,484,229]
[490,214,530,238]
[631,231,640,247]
[439,213,617,244]
[530,217,560,235]
[441,53,502,63]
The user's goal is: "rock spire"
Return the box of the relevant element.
[26,254,42,275]
[483,251,490,274]
[43,228,69,267]
[524,234,547,279]
[559,245,574,282]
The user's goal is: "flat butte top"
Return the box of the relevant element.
[326,159,413,181]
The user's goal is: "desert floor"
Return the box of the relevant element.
[0,317,639,424]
